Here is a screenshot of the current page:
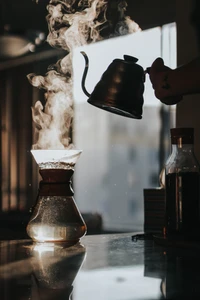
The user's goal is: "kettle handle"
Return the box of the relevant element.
[81,51,91,97]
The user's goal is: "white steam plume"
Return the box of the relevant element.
[28,0,141,150]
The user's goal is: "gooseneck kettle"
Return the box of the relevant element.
[81,51,150,119]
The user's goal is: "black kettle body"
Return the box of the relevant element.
[81,52,146,119]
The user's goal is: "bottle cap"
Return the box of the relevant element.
[170,127,194,144]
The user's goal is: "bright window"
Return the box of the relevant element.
[73,23,176,232]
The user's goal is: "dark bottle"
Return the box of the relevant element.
[165,128,200,240]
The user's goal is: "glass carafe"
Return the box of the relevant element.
[26,149,87,243]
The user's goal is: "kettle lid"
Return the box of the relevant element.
[123,55,138,63]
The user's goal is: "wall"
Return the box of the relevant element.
[0,0,176,34]
[176,0,200,161]
[0,0,48,34]
[126,0,176,30]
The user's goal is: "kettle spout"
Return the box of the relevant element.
[81,51,91,97]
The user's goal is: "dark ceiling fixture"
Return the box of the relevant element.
[0,29,46,60]
[0,0,47,60]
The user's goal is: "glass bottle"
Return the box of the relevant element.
[164,127,200,240]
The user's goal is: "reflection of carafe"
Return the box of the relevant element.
[30,242,86,300]
[26,149,87,243]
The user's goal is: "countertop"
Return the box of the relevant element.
[0,232,200,300]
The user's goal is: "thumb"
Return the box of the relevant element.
[151,57,165,72]
[149,58,166,82]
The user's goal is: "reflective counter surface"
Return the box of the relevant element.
[0,232,200,300]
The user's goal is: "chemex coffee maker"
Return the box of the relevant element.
[26,150,87,244]
[81,51,150,119]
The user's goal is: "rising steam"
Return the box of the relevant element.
[28,0,141,150]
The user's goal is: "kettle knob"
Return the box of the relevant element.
[123,55,138,63]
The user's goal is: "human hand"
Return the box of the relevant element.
[148,58,183,105]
